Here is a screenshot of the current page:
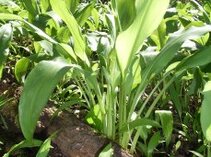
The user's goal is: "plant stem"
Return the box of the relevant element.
[119,84,127,146]
[145,76,175,118]
[130,72,183,153]
[208,142,211,157]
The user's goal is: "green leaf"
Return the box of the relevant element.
[176,46,211,72]
[50,0,89,65]
[23,20,57,44]
[65,0,79,13]
[115,0,169,76]
[20,0,39,18]
[19,59,74,140]
[120,118,161,132]
[0,0,19,7]
[3,139,42,157]
[99,143,113,157]
[0,23,13,79]
[141,25,211,89]
[168,84,182,117]
[189,150,204,157]
[75,3,94,27]
[0,13,57,45]
[36,136,53,157]
[39,0,50,13]
[113,0,136,30]
[15,57,31,83]
[85,104,103,130]
[0,23,12,54]
[150,20,167,50]
[147,132,160,157]
[54,43,77,62]
[155,110,173,146]
[201,81,211,142]
[0,13,23,21]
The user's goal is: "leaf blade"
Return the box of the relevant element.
[115,0,170,75]
[201,81,211,142]
[19,59,72,140]
[50,0,89,65]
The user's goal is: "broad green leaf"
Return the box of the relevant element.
[0,0,19,7]
[0,23,13,79]
[36,136,53,157]
[150,20,167,50]
[147,132,160,157]
[75,3,94,27]
[201,81,211,142]
[115,0,169,76]
[168,84,182,117]
[56,27,71,43]
[140,48,159,69]
[120,118,160,132]
[0,14,59,45]
[155,110,173,146]
[3,139,42,157]
[20,0,39,18]
[54,43,77,62]
[141,25,211,90]
[85,104,103,130]
[0,23,12,54]
[40,0,50,13]
[19,59,74,140]
[15,57,30,83]
[65,0,79,13]
[0,13,23,21]
[24,20,57,44]
[176,46,211,72]
[98,143,113,157]
[113,0,136,30]
[50,0,89,65]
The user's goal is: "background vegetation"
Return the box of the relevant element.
[0,0,211,156]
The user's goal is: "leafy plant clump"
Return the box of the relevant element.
[0,0,211,156]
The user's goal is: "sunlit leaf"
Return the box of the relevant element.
[113,0,136,30]
[3,139,42,157]
[20,0,39,18]
[0,13,23,21]
[50,0,89,65]
[155,110,173,146]
[201,81,211,142]
[99,143,113,157]
[36,136,53,157]
[0,23,13,79]
[141,25,211,90]
[19,59,75,140]
[15,57,30,83]
[147,132,160,157]
[120,118,161,132]
[115,0,169,76]
[176,46,211,72]
[75,3,94,27]
[40,0,50,13]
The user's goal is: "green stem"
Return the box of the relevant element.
[119,85,127,146]
[75,77,93,108]
[145,76,175,118]
[130,72,183,153]
[137,74,169,117]
[208,142,211,157]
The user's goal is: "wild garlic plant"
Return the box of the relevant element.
[1,0,211,156]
